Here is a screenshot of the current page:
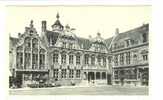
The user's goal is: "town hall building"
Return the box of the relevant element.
[9,13,149,88]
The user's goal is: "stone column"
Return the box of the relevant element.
[74,69,76,79]
[66,54,68,66]
[22,73,25,87]
[117,54,120,66]
[100,72,102,80]
[38,49,40,69]
[95,55,98,67]
[74,54,76,66]
[80,54,83,65]
[130,52,133,64]
[58,53,61,65]
[67,69,69,79]
[23,46,25,69]
[58,69,61,80]
[105,72,107,80]
[124,53,126,65]
[106,56,109,71]
[101,56,103,67]
[30,74,33,84]
[94,71,96,80]
[30,39,33,69]
[88,55,91,66]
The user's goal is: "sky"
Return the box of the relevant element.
[6,6,151,39]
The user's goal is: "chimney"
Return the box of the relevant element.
[115,28,119,35]
[88,35,92,41]
[18,33,21,38]
[42,20,46,32]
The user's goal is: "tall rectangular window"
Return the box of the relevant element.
[32,54,38,69]
[16,52,23,69]
[98,56,101,65]
[103,57,106,66]
[61,69,67,78]
[61,54,66,64]
[126,52,131,64]
[25,53,30,69]
[69,69,74,78]
[40,54,45,69]
[53,69,59,79]
[91,56,95,65]
[69,55,73,64]
[76,55,80,65]
[114,55,118,66]
[53,53,58,63]
[84,54,89,65]
[108,56,112,64]
[76,70,81,78]
[114,70,118,79]
[120,53,124,65]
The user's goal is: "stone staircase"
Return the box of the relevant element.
[78,80,89,86]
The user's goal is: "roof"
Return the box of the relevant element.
[105,37,113,48]
[52,20,64,29]
[112,24,149,44]
[77,37,92,50]
[45,30,60,45]
[10,37,19,48]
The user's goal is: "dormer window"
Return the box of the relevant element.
[69,43,73,49]
[62,42,66,48]
[114,43,117,49]
[142,33,147,43]
[143,54,148,61]
[126,40,130,47]
[30,30,33,34]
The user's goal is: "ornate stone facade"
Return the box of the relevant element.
[9,13,149,88]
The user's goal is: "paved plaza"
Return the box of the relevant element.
[9,85,148,95]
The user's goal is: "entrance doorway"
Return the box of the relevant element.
[107,74,112,85]
[88,72,95,82]
[16,73,22,88]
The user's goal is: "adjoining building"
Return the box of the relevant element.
[105,24,149,86]
[9,13,149,88]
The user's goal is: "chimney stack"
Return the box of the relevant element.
[115,28,119,35]
[42,20,47,32]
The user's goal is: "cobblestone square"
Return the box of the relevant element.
[9,85,148,95]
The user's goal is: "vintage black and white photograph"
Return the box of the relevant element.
[8,6,151,95]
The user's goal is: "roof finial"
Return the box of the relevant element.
[56,12,60,19]
[97,32,101,37]
[30,20,34,28]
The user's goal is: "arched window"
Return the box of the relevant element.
[39,49,46,69]
[61,53,66,64]
[16,46,23,69]
[53,52,58,63]
[32,38,38,49]
[76,53,81,65]
[24,37,31,48]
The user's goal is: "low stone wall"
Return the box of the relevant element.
[112,80,144,86]
[57,79,82,86]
